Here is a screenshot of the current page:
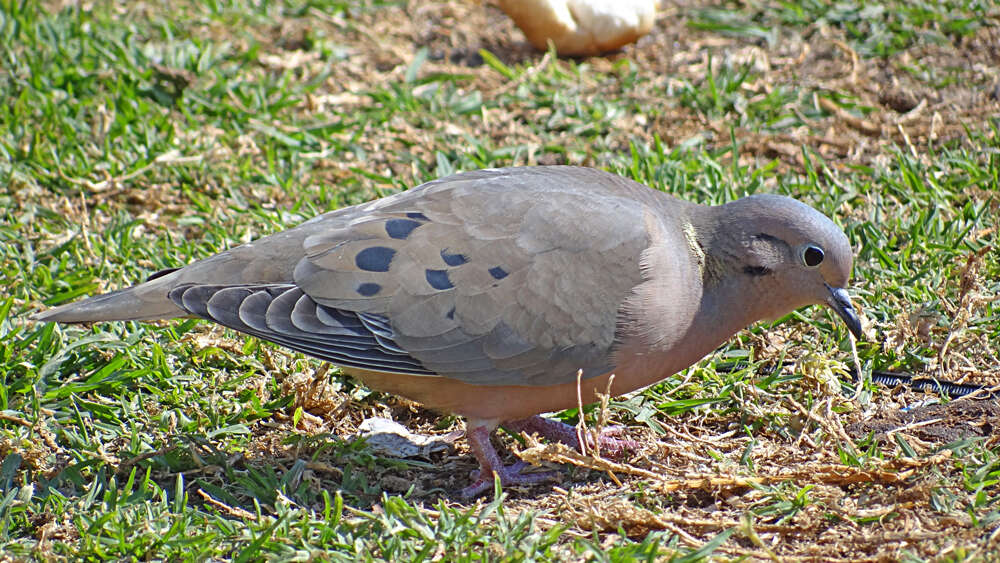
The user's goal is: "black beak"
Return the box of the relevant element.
[825,284,863,340]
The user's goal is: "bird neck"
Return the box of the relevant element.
[612,202,780,387]
[697,273,774,337]
[618,269,771,387]
[694,211,785,331]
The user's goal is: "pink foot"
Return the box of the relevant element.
[461,425,557,498]
[504,415,638,459]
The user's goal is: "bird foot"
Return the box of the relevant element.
[460,416,638,498]
[462,425,560,498]
[460,461,559,499]
[504,415,637,459]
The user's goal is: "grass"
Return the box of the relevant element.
[2,0,999,559]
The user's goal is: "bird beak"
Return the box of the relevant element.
[825,284,863,340]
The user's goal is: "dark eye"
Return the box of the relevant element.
[802,245,824,268]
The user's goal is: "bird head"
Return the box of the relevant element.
[712,194,863,339]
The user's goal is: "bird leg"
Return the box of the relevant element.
[460,415,639,498]
[461,424,558,498]
[503,415,637,458]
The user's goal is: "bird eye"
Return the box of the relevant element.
[802,245,824,268]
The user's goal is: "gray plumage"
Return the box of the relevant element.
[33,165,863,496]
[34,166,861,388]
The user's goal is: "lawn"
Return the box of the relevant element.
[1,0,998,559]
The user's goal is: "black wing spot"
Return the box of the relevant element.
[743,266,772,276]
[356,283,382,296]
[488,266,508,280]
[385,218,422,240]
[425,269,454,290]
[406,212,429,221]
[446,307,456,320]
[441,249,469,266]
[355,246,396,272]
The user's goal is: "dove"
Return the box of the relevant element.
[32,166,862,497]
[498,0,657,56]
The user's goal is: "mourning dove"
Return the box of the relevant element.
[33,166,862,497]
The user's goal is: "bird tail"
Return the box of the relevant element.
[30,270,187,323]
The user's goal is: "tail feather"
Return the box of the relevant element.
[31,209,323,324]
[31,273,187,323]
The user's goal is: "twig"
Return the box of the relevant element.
[117,443,180,475]
[198,488,258,520]
[574,369,588,457]
[849,332,863,401]
[592,373,615,458]
[884,418,944,437]
[818,97,880,136]
[493,50,552,96]
[895,97,927,124]
[0,412,33,428]
[831,39,860,84]
[897,123,919,158]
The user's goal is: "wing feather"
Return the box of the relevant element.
[167,167,665,386]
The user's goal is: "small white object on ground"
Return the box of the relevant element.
[354,417,461,458]
[498,0,657,56]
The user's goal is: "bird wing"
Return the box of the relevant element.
[170,167,655,387]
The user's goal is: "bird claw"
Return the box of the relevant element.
[504,416,638,459]
[462,424,561,498]
[460,462,558,499]
[461,416,638,498]
[590,426,639,459]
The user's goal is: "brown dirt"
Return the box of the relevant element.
[849,397,999,443]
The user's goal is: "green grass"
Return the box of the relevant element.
[2,0,999,559]
[689,0,990,57]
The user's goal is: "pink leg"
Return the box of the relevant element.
[461,424,558,498]
[504,415,637,458]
